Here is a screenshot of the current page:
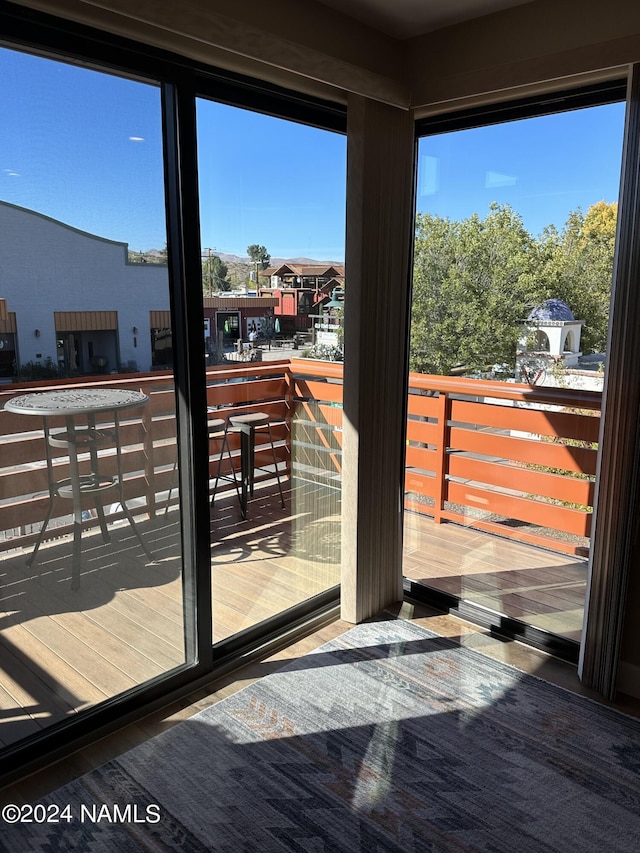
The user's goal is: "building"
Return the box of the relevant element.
[259,263,345,334]
[516,299,606,391]
[0,204,278,374]
[519,299,584,369]
[3,0,640,822]
[0,201,169,376]
[202,295,278,350]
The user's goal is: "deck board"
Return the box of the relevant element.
[402,508,587,640]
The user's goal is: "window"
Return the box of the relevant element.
[404,95,625,654]
[0,4,347,779]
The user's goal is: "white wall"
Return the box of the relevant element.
[0,202,168,373]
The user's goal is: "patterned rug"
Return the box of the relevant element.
[4,618,640,852]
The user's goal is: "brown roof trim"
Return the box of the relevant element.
[202,297,278,309]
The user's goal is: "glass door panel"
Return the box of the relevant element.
[195,100,346,642]
[404,101,625,645]
[0,48,189,750]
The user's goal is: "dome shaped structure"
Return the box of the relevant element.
[518,298,584,373]
[527,299,575,322]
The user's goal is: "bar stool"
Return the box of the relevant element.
[226,412,285,519]
[165,418,241,513]
[209,417,242,509]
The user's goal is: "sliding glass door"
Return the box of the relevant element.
[0,47,192,751]
[0,0,348,773]
[195,98,346,643]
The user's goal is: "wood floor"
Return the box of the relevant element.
[0,478,585,756]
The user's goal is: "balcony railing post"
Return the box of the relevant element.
[140,382,156,518]
[433,390,450,523]
[284,363,294,479]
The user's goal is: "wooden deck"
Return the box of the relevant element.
[403,509,587,641]
[0,479,585,751]
[0,477,340,750]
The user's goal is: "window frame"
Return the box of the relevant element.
[407,80,628,666]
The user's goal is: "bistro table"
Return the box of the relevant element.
[4,388,154,589]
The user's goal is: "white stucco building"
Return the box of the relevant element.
[0,201,169,378]
[516,298,603,391]
[517,298,584,367]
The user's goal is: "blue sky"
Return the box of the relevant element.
[0,46,626,260]
[417,103,625,236]
[197,100,347,260]
[0,46,347,260]
[0,48,167,251]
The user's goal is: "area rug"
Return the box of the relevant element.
[4,618,640,852]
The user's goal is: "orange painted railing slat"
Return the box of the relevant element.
[449,398,600,443]
[447,481,592,538]
[449,426,597,477]
[448,454,594,507]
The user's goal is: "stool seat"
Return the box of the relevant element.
[208,418,227,435]
[228,412,270,428]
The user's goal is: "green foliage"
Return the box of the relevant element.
[18,357,59,380]
[410,201,617,375]
[301,343,343,362]
[246,244,271,270]
[411,203,545,375]
[535,201,616,353]
[202,254,231,293]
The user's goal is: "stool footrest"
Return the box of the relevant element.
[49,428,116,449]
[56,475,116,498]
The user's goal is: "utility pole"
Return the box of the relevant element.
[202,247,216,296]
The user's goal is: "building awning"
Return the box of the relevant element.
[150,310,171,328]
[0,312,17,333]
[54,311,118,331]
[0,299,8,322]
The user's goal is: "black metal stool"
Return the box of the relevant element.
[209,417,242,509]
[165,417,242,513]
[226,412,285,519]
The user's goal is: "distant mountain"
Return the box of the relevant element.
[142,249,344,266]
[214,252,344,266]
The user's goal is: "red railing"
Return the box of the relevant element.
[286,360,600,556]
[0,362,292,552]
[0,360,600,557]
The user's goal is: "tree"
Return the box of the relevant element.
[246,244,271,269]
[409,200,617,376]
[537,201,616,353]
[202,253,232,293]
[247,244,271,286]
[410,204,545,375]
